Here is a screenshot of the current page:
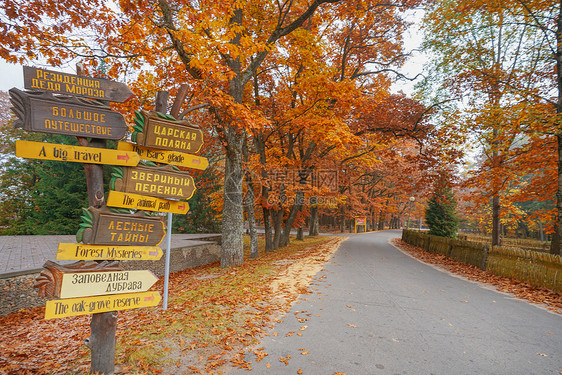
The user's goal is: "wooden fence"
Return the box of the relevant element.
[402,230,562,292]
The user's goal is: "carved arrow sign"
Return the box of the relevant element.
[59,270,159,299]
[16,140,140,166]
[132,111,204,154]
[111,164,196,201]
[23,66,134,102]
[44,291,161,319]
[76,206,166,246]
[117,141,209,170]
[106,191,190,214]
[56,243,163,261]
[9,89,128,140]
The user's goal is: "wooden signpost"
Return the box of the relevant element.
[111,164,196,200]
[10,66,174,374]
[76,206,166,246]
[23,66,135,102]
[9,89,128,139]
[12,66,208,374]
[132,110,204,153]
[57,243,163,261]
[16,140,140,166]
[45,291,161,320]
[118,141,209,170]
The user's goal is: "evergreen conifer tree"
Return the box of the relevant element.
[425,177,459,238]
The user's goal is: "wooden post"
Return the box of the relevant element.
[76,64,118,375]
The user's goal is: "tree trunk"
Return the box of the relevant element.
[552,3,562,256]
[263,206,274,252]
[221,21,246,267]
[309,203,319,236]
[272,209,283,250]
[491,194,501,247]
[221,131,245,267]
[86,312,118,375]
[280,190,305,247]
[243,137,258,259]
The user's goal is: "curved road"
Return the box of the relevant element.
[231,230,562,375]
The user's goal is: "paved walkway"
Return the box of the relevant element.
[0,233,220,277]
[231,230,562,375]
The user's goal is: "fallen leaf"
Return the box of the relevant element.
[300,326,308,331]
[266,363,271,368]
[545,331,555,335]
[301,351,309,355]
[298,369,303,374]
[537,353,548,357]
[347,324,357,328]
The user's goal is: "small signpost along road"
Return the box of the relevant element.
[11,65,208,374]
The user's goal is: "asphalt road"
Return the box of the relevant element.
[230,230,562,375]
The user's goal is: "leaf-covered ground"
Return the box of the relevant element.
[0,235,346,375]
[391,238,562,314]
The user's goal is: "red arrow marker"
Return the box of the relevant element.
[178,204,185,210]
[144,295,154,302]
[149,251,158,256]
[117,153,130,162]
[192,159,201,164]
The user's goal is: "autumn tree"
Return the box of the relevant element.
[421,0,557,248]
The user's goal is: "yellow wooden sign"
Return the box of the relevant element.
[16,140,140,166]
[118,141,208,170]
[45,291,161,319]
[57,243,163,261]
[107,190,189,214]
[59,270,159,299]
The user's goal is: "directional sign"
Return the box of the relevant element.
[15,140,140,166]
[23,66,134,102]
[107,190,190,214]
[77,206,166,246]
[9,89,128,140]
[112,164,196,201]
[117,141,209,170]
[58,270,159,299]
[133,111,204,154]
[57,243,163,261]
[44,291,161,319]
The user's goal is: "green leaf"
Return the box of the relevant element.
[141,160,158,167]
[156,112,175,120]
[76,227,85,243]
[134,118,144,129]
